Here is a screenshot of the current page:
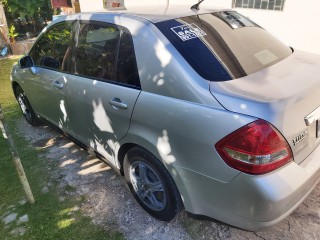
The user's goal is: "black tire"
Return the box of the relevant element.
[15,86,40,126]
[124,147,183,221]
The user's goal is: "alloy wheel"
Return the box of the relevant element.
[129,161,167,211]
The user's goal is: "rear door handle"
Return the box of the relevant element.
[52,81,64,89]
[109,98,128,110]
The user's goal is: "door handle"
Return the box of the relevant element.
[109,98,128,110]
[52,81,64,89]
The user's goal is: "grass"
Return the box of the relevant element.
[0,56,123,239]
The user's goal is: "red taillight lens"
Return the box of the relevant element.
[215,120,293,175]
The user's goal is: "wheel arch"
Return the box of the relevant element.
[117,142,138,175]
[117,136,164,175]
[12,81,21,97]
[117,135,189,211]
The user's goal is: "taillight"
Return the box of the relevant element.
[215,120,293,175]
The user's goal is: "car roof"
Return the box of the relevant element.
[82,4,229,23]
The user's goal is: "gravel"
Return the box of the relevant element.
[18,119,320,240]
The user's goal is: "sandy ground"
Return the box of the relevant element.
[18,119,320,240]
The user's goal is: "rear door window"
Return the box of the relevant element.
[75,23,120,80]
[74,22,140,88]
[155,11,292,81]
[116,29,140,87]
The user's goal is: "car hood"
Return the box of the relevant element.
[210,50,320,164]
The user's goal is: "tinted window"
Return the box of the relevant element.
[75,23,120,80]
[29,22,73,71]
[116,30,140,87]
[74,22,140,88]
[156,11,292,81]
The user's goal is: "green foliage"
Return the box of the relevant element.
[8,25,18,38]
[5,0,45,19]
[3,0,53,33]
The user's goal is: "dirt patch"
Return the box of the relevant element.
[18,118,320,240]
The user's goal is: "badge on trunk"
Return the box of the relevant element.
[292,130,308,146]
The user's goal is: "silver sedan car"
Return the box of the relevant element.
[11,6,320,231]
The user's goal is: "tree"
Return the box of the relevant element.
[2,0,52,33]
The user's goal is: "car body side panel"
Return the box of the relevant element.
[11,66,73,133]
[65,75,141,165]
[130,20,225,107]
[119,91,256,214]
[121,91,257,183]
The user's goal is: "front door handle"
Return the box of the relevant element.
[52,81,64,89]
[109,98,128,110]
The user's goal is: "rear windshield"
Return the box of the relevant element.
[155,11,292,81]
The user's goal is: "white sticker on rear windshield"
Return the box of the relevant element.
[171,24,207,41]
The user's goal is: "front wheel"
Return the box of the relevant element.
[124,147,183,221]
[15,86,40,126]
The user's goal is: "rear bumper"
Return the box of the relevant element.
[177,145,320,231]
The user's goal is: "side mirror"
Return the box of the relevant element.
[19,56,34,69]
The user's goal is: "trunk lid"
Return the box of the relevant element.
[210,50,320,164]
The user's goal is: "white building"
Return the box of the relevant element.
[78,0,320,54]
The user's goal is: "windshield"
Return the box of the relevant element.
[155,11,292,81]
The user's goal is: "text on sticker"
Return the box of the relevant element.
[171,24,207,41]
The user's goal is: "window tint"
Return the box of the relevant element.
[75,23,120,80]
[74,22,140,88]
[116,30,140,87]
[29,22,73,71]
[156,12,292,81]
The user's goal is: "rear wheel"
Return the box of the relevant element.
[124,147,182,221]
[15,86,40,126]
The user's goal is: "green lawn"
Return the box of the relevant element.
[0,56,123,239]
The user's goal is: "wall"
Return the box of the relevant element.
[78,0,320,54]
[234,0,320,54]
[78,0,233,12]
